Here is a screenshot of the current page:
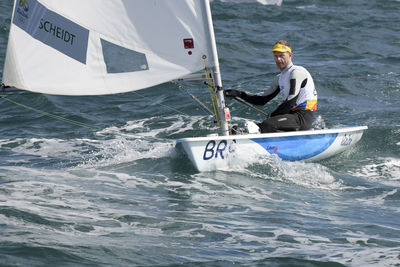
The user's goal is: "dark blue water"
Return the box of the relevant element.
[1,0,399,266]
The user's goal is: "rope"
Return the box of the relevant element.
[234,96,269,117]
[0,91,187,141]
[0,75,215,138]
[0,95,101,131]
[176,84,213,117]
[130,90,189,116]
[0,94,177,143]
[204,59,221,126]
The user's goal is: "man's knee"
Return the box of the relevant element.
[257,119,278,133]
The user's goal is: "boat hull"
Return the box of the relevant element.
[176,126,367,172]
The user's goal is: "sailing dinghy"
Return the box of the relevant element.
[2,0,367,172]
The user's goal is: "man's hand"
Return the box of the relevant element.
[224,89,242,98]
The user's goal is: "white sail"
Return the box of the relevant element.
[3,0,217,95]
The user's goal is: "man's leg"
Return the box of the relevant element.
[257,114,300,133]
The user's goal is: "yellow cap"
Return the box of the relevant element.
[270,43,292,53]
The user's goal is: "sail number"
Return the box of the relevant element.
[203,140,227,160]
[203,140,236,160]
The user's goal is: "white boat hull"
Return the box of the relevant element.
[176,126,368,172]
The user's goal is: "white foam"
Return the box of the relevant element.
[78,114,217,168]
[99,114,211,138]
[351,157,400,184]
[0,166,171,239]
[362,189,398,206]
[79,136,175,168]
[239,155,342,190]
[0,137,83,159]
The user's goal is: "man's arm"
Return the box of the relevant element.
[225,75,280,106]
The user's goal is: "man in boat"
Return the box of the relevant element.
[224,40,317,133]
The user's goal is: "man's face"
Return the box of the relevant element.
[273,51,292,70]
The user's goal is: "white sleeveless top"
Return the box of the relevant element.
[272,63,317,111]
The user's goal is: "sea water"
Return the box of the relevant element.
[0,0,399,266]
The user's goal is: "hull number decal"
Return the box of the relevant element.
[203,140,228,160]
[341,134,353,146]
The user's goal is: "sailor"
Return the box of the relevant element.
[224,40,317,133]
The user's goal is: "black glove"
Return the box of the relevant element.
[224,89,242,98]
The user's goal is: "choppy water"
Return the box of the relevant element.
[1,0,400,266]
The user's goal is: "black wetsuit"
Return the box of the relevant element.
[239,63,317,133]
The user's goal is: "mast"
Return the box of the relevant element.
[201,0,230,136]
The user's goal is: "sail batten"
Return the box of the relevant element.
[3,0,215,95]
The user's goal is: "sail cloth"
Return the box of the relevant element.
[3,0,216,95]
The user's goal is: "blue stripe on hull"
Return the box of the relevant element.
[251,133,338,161]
